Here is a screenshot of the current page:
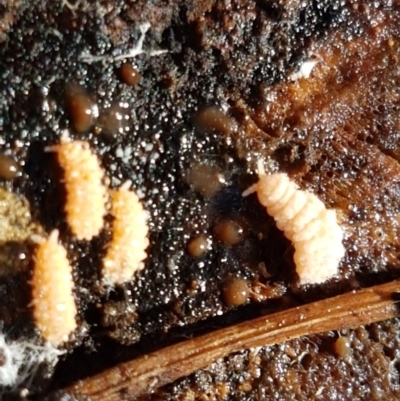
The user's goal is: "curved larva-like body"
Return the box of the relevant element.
[31,230,77,346]
[52,135,107,240]
[102,184,149,285]
[245,162,345,285]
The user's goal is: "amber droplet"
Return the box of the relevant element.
[65,83,97,133]
[185,164,225,199]
[119,63,141,86]
[187,235,209,258]
[213,217,246,246]
[0,154,19,180]
[96,104,130,138]
[193,106,234,135]
[222,277,250,307]
[333,336,352,359]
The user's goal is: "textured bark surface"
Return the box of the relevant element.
[0,0,400,400]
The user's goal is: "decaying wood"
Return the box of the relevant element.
[65,279,400,400]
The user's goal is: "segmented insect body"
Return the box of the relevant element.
[102,183,149,285]
[52,135,107,240]
[31,230,77,346]
[244,161,345,285]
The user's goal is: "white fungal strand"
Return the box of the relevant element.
[289,59,319,81]
[0,331,62,389]
[102,183,149,285]
[31,230,77,346]
[246,161,345,285]
[51,135,107,240]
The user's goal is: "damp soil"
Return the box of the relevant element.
[1,0,400,400]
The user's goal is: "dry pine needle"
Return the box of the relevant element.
[64,279,400,400]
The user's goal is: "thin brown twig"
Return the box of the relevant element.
[64,279,400,401]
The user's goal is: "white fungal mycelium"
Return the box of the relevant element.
[79,22,167,63]
[50,133,108,240]
[0,330,62,390]
[102,181,149,285]
[289,58,319,81]
[31,230,77,346]
[243,161,345,285]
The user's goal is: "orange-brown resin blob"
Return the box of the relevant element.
[193,106,234,136]
[187,235,209,257]
[65,84,97,133]
[102,184,149,285]
[333,336,352,359]
[96,104,130,138]
[185,164,225,199]
[222,277,250,307]
[0,153,19,180]
[119,63,142,86]
[53,136,107,240]
[213,218,245,246]
[31,230,77,346]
